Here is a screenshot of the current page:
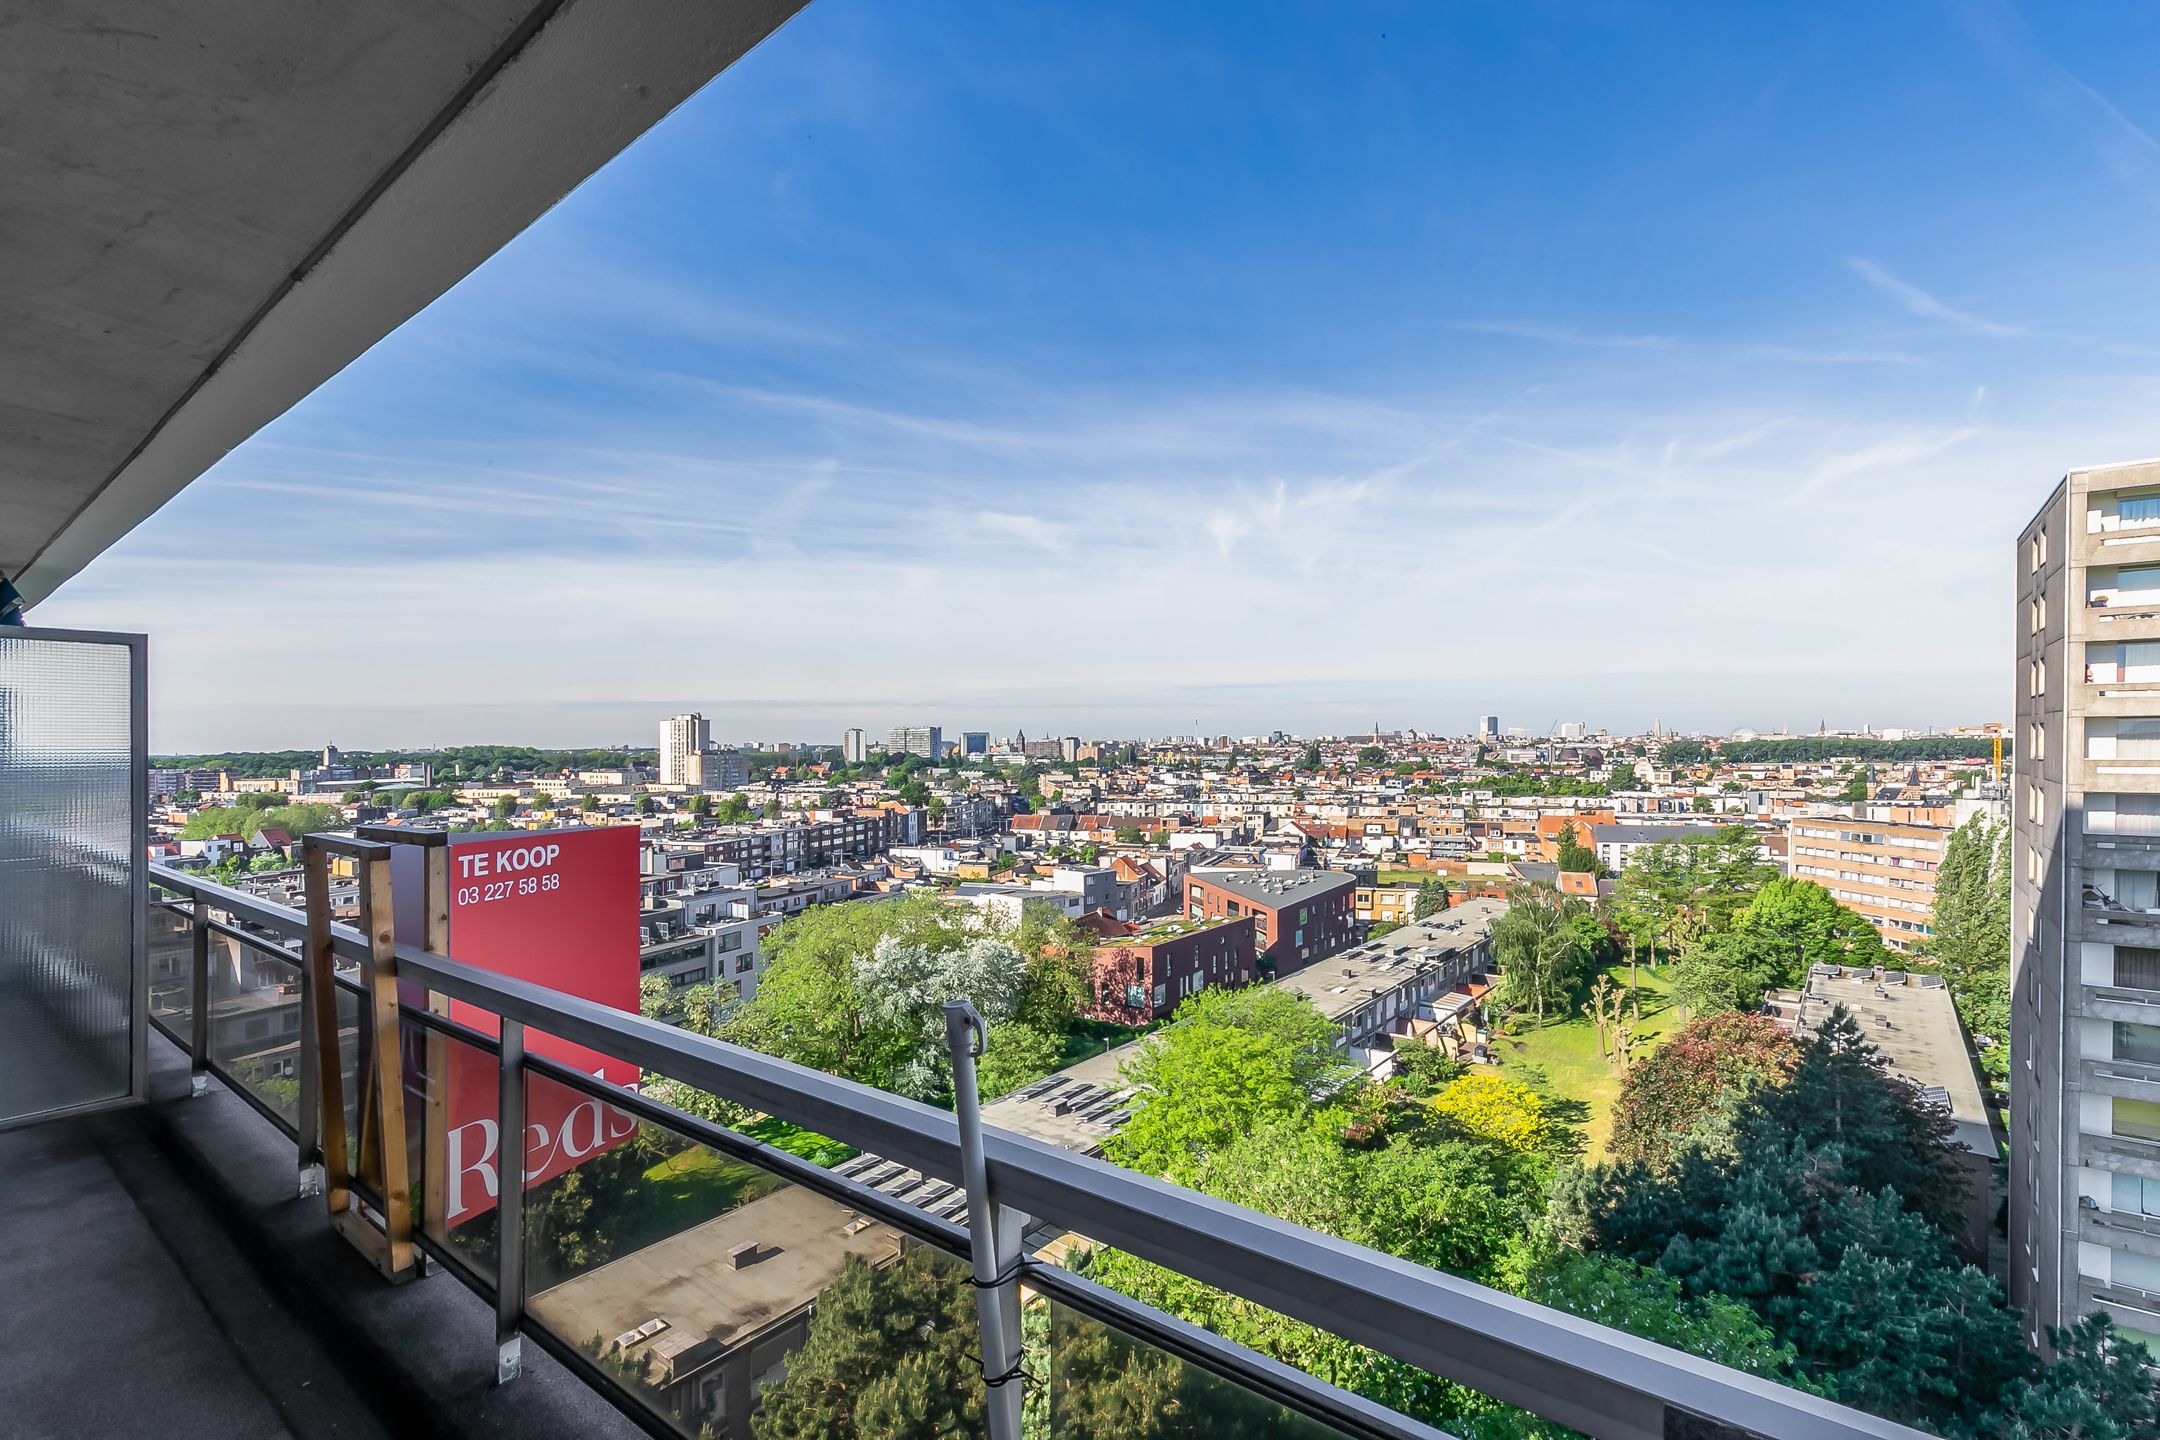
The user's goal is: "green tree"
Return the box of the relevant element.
[1670,927,1785,1016]
[579,792,599,812]
[1491,894,1595,1026]
[1553,821,1599,874]
[1087,1112,1559,1434]
[1107,990,1351,1182]
[1732,877,1886,977]
[1742,1005,1967,1219]
[1607,761,1638,790]
[633,793,653,815]
[751,1249,982,1440]
[1045,1295,1342,1440]
[1008,903,1093,1036]
[1609,1012,1797,1168]
[714,793,753,824]
[1413,877,1447,920]
[1114,823,1144,844]
[1296,742,1322,773]
[1978,1314,2160,1438]
[1923,816,2010,1084]
[1563,1006,2014,1434]
[492,794,518,819]
[975,1020,1063,1100]
[1838,765,1872,803]
[1523,1254,1803,1384]
[1356,745,1387,767]
[726,893,973,1088]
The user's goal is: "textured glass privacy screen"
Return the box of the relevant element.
[0,632,141,1125]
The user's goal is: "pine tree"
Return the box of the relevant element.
[751,1249,983,1440]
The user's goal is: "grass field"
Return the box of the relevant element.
[1060,1017,1146,1067]
[1375,869,1445,887]
[1482,964,1684,1158]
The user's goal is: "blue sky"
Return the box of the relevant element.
[44,0,2160,751]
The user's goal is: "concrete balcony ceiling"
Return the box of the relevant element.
[1,0,805,606]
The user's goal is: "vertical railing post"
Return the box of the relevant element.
[945,1000,1023,1440]
[302,838,349,1211]
[496,1019,526,1385]
[295,915,322,1199]
[188,899,211,1097]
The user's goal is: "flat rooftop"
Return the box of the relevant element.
[1188,867,1358,907]
[1114,914,1238,945]
[978,1072,1134,1156]
[1794,965,1994,1155]
[527,1185,903,1365]
[1270,898,1505,1023]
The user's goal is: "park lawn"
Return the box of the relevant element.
[1059,1017,1146,1068]
[1376,869,1445,887]
[741,1116,858,1168]
[625,1144,790,1253]
[1483,964,1684,1159]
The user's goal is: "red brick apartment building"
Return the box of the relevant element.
[1184,868,1359,977]
[1085,915,1260,1024]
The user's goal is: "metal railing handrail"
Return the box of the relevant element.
[147,863,1930,1440]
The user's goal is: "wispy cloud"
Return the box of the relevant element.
[1951,0,2160,204]
[976,512,1067,552]
[1445,319,1678,351]
[1842,257,2027,337]
[1747,343,1924,367]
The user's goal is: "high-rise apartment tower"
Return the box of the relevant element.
[2013,458,2160,1353]
[660,713,708,785]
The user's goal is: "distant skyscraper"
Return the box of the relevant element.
[960,731,989,757]
[842,728,866,764]
[888,725,942,760]
[660,713,708,784]
[1477,715,1500,740]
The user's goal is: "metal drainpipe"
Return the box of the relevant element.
[945,1000,1024,1440]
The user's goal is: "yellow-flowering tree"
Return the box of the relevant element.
[1429,1071,1550,1152]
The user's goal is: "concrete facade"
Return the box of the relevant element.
[2013,458,2160,1355]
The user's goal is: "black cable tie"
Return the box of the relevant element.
[967,1260,1025,1290]
[982,1358,1032,1390]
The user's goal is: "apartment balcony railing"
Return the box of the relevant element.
[146,860,1928,1440]
[2081,1203,2160,1248]
[2082,1133,2160,1179]
[2082,1277,2160,1328]
[2088,1059,2160,1102]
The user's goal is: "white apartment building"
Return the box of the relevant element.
[660,713,708,785]
[2013,458,2160,1356]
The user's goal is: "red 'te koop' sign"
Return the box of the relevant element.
[396,825,642,1227]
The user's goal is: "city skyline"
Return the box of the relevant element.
[29,1,2160,749]
[145,710,1992,758]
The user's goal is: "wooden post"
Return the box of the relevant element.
[358,824,455,1259]
[302,833,416,1281]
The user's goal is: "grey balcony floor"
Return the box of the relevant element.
[0,1032,642,1440]
[0,1114,345,1440]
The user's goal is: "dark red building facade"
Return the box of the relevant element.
[1085,915,1259,1024]
[1184,869,1359,977]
